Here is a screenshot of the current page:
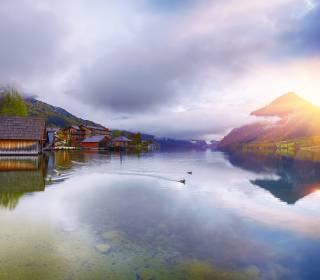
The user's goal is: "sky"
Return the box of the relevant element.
[1,0,320,140]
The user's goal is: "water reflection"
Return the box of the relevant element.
[0,156,47,209]
[2,149,320,208]
[226,151,320,204]
[53,150,109,170]
[0,150,138,209]
[0,150,320,279]
[0,151,97,210]
[3,149,320,208]
[74,176,271,267]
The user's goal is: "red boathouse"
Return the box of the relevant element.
[80,135,110,149]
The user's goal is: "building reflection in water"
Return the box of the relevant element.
[0,150,114,210]
[0,156,48,210]
[226,150,320,204]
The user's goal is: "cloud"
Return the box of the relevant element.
[0,0,319,139]
[0,0,68,85]
[146,0,196,12]
[71,0,294,114]
[282,2,320,56]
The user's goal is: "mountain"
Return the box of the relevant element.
[24,98,209,148]
[251,92,318,117]
[25,98,102,128]
[208,140,220,149]
[219,93,320,150]
[155,137,208,150]
[1,92,210,145]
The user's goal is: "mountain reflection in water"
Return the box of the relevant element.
[226,150,320,204]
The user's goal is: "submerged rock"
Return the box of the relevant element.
[101,230,123,244]
[95,243,111,254]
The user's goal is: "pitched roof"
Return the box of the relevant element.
[61,125,80,131]
[71,125,80,130]
[0,116,46,140]
[81,135,106,143]
[112,136,132,142]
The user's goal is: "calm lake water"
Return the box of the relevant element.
[0,150,320,280]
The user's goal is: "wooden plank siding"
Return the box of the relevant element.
[80,135,110,149]
[0,117,46,155]
[80,142,100,149]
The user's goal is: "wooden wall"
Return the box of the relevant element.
[112,141,129,148]
[80,141,107,149]
[80,142,102,149]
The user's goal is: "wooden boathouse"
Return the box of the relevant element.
[80,135,111,149]
[0,116,47,155]
[111,136,132,150]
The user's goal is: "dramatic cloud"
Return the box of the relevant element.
[1,0,320,139]
[72,0,284,113]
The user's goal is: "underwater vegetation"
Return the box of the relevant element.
[0,222,259,280]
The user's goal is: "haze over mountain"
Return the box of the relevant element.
[219,93,320,149]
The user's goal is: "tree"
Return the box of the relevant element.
[129,132,142,146]
[0,88,28,116]
[112,130,124,138]
[131,132,141,143]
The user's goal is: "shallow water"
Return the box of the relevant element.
[0,150,320,279]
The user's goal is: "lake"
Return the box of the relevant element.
[0,150,319,280]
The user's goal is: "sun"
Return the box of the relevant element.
[298,90,320,107]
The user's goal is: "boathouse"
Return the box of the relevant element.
[61,125,85,146]
[80,135,110,149]
[111,136,132,149]
[0,116,47,155]
[80,125,109,137]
